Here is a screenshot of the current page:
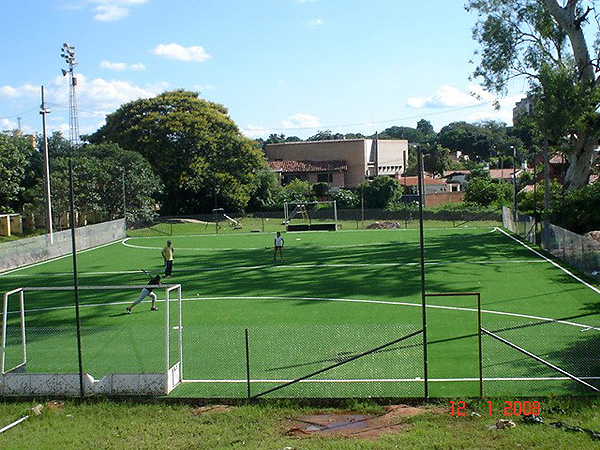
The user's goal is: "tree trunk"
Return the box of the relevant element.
[564,135,595,190]
[543,0,597,189]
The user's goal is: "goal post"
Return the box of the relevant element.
[1,284,183,396]
[1,288,26,375]
[283,201,338,231]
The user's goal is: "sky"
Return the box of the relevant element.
[1,0,529,141]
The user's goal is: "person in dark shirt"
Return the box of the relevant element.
[126,275,161,313]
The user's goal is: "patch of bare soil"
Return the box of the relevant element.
[192,405,234,415]
[285,404,449,439]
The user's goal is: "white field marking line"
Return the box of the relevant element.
[182,376,600,384]
[121,227,498,251]
[8,293,599,333]
[1,259,549,278]
[0,239,123,277]
[495,227,600,296]
[193,296,600,332]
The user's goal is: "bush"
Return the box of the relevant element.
[331,189,359,209]
[547,182,600,234]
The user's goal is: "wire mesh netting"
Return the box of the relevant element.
[177,324,425,398]
[482,320,600,397]
[502,206,600,280]
[542,223,600,277]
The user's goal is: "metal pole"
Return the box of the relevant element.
[245,328,251,399]
[417,145,428,399]
[122,170,127,227]
[512,146,518,220]
[477,293,483,399]
[69,160,85,399]
[40,86,53,243]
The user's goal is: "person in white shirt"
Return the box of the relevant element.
[273,231,284,262]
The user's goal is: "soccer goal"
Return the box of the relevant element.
[283,201,338,231]
[1,284,183,397]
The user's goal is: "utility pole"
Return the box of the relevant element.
[40,86,53,243]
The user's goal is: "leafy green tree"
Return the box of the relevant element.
[0,132,33,213]
[417,119,436,141]
[464,178,500,207]
[277,179,314,204]
[246,167,282,211]
[88,90,264,214]
[423,144,451,176]
[312,182,330,198]
[360,176,400,209]
[27,143,162,225]
[379,126,425,143]
[547,182,600,233]
[466,0,600,190]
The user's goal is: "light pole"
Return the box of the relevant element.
[61,43,84,400]
[40,86,53,243]
[61,43,80,149]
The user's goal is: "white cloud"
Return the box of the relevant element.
[282,113,321,129]
[0,83,38,99]
[243,113,321,138]
[90,0,148,22]
[0,118,17,130]
[100,60,146,71]
[153,43,211,62]
[407,85,482,109]
[308,19,324,26]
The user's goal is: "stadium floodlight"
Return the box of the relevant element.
[39,86,53,243]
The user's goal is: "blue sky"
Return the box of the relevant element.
[1,0,527,140]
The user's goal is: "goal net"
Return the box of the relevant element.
[1,284,182,396]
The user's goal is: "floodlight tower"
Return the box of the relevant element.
[61,43,80,148]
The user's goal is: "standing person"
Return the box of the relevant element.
[126,274,161,313]
[273,231,284,262]
[162,240,174,278]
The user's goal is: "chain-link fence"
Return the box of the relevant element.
[502,206,600,279]
[481,319,600,397]
[135,209,502,236]
[180,324,425,399]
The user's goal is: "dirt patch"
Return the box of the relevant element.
[365,221,404,229]
[192,405,234,415]
[45,400,65,410]
[285,404,449,439]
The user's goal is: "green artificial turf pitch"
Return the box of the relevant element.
[1,225,599,398]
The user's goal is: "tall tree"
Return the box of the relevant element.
[26,143,162,225]
[88,90,265,214]
[0,132,33,213]
[466,0,600,190]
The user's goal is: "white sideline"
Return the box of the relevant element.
[495,227,600,296]
[181,376,600,383]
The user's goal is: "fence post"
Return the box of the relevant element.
[245,328,251,399]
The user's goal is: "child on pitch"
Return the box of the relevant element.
[126,274,161,313]
[273,231,284,262]
[162,240,174,278]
